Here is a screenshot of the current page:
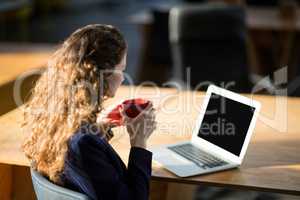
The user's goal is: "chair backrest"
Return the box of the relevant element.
[169,3,251,92]
[31,168,90,200]
[149,8,172,66]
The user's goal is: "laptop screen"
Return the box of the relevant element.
[197,93,255,156]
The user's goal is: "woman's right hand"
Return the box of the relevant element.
[120,102,157,149]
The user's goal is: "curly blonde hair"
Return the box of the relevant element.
[22,24,126,184]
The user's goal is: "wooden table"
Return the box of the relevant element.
[0,85,300,199]
[0,43,54,115]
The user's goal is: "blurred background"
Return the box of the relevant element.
[1,0,300,199]
[2,0,300,93]
[1,0,300,89]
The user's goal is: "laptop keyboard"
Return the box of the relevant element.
[168,143,228,169]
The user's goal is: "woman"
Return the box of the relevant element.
[22,24,156,200]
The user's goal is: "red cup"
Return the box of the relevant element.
[106,98,151,126]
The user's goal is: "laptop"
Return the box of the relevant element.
[150,85,261,177]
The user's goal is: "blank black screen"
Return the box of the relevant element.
[197,93,255,156]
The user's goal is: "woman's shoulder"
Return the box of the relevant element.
[69,132,108,153]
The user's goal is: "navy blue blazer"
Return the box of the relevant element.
[61,132,152,200]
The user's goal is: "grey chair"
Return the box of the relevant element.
[31,168,90,200]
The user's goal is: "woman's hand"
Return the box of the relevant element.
[120,102,157,149]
